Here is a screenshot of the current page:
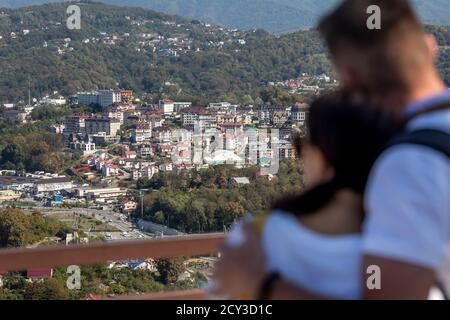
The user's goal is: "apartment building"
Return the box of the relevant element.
[152,126,174,143]
[290,104,309,124]
[64,115,85,134]
[85,117,121,136]
[132,123,153,143]
[78,92,100,106]
[99,90,121,108]
[78,90,121,108]
[181,107,216,127]
[118,90,133,104]
[159,99,174,115]
[208,102,237,113]
[257,106,289,124]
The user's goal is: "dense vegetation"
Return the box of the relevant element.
[0,2,330,104]
[1,1,450,34]
[137,159,304,233]
[0,131,77,172]
[0,208,204,299]
[0,259,205,299]
[1,3,450,105]
[0,209,71,247]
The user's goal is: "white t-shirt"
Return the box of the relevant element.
[262,211,364,299]
[363,104,450,295]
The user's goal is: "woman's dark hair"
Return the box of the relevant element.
[273,91,400,215]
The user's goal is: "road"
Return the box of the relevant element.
[15,198,152,241]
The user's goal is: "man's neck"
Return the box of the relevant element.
[382,71,447,117]
[405,71,447,106]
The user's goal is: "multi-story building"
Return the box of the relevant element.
[99,90,121,108]
[102,164,120,177]
[181,107,217,128]
[279,145,296,159]
[173,102,192,113]
[159,99,174,115]
[132,124,153,143]
[290,104,309,125]
[85,117,121,136]
[220,123,245,151]
[118,90,133,104]
[64,115,85,134]
[272,110,289,126]
[78,90,121,108]
[105,106,125,124]
[152,126,174,143]
[78,92,100,106]
[70,141,96,155]
[147,114,164,128]
[208,102,237,114]
[143,164,159,179]
[139,145,154,157]
[159,100,193,114]
[257,106,289,124]
[216,114,237,124]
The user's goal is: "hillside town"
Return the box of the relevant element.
[0,86,310,235]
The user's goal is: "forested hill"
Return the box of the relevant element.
[0,2,449,104]
[1,1,450,34]
[0,1,330,103]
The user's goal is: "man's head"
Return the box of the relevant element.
[318,0,443,111]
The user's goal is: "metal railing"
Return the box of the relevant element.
[0,233,226,299]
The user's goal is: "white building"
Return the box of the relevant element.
[99,90,121,108]
[78,90,121,108]
[290,104,309,124]
[72,141,96,155]
[132,124,152,143]
[34,177,74,193]
[39,97,67,106]
[159,100,174,115]
[173,102,192,113]
[208,102,237,113]
[102,164,119,177]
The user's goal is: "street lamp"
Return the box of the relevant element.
[129,188,149,219]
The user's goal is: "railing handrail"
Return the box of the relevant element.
[0,233,226,272]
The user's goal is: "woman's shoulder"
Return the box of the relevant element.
[264,210,362,246]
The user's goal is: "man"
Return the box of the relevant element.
[213,0,450,300]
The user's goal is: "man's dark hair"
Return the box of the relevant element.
[318,0,427,99]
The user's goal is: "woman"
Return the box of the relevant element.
[220,92,399,299]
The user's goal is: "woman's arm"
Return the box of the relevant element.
[213,223,329,300]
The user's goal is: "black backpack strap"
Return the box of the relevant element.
[385,129,450,159]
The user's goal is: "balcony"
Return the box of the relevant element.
[0,233,226,300]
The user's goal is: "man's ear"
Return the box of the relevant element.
[424,34,438,62]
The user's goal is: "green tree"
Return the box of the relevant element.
[24,278,70,300]
[0,209,31,247]
[155,258,186,285]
